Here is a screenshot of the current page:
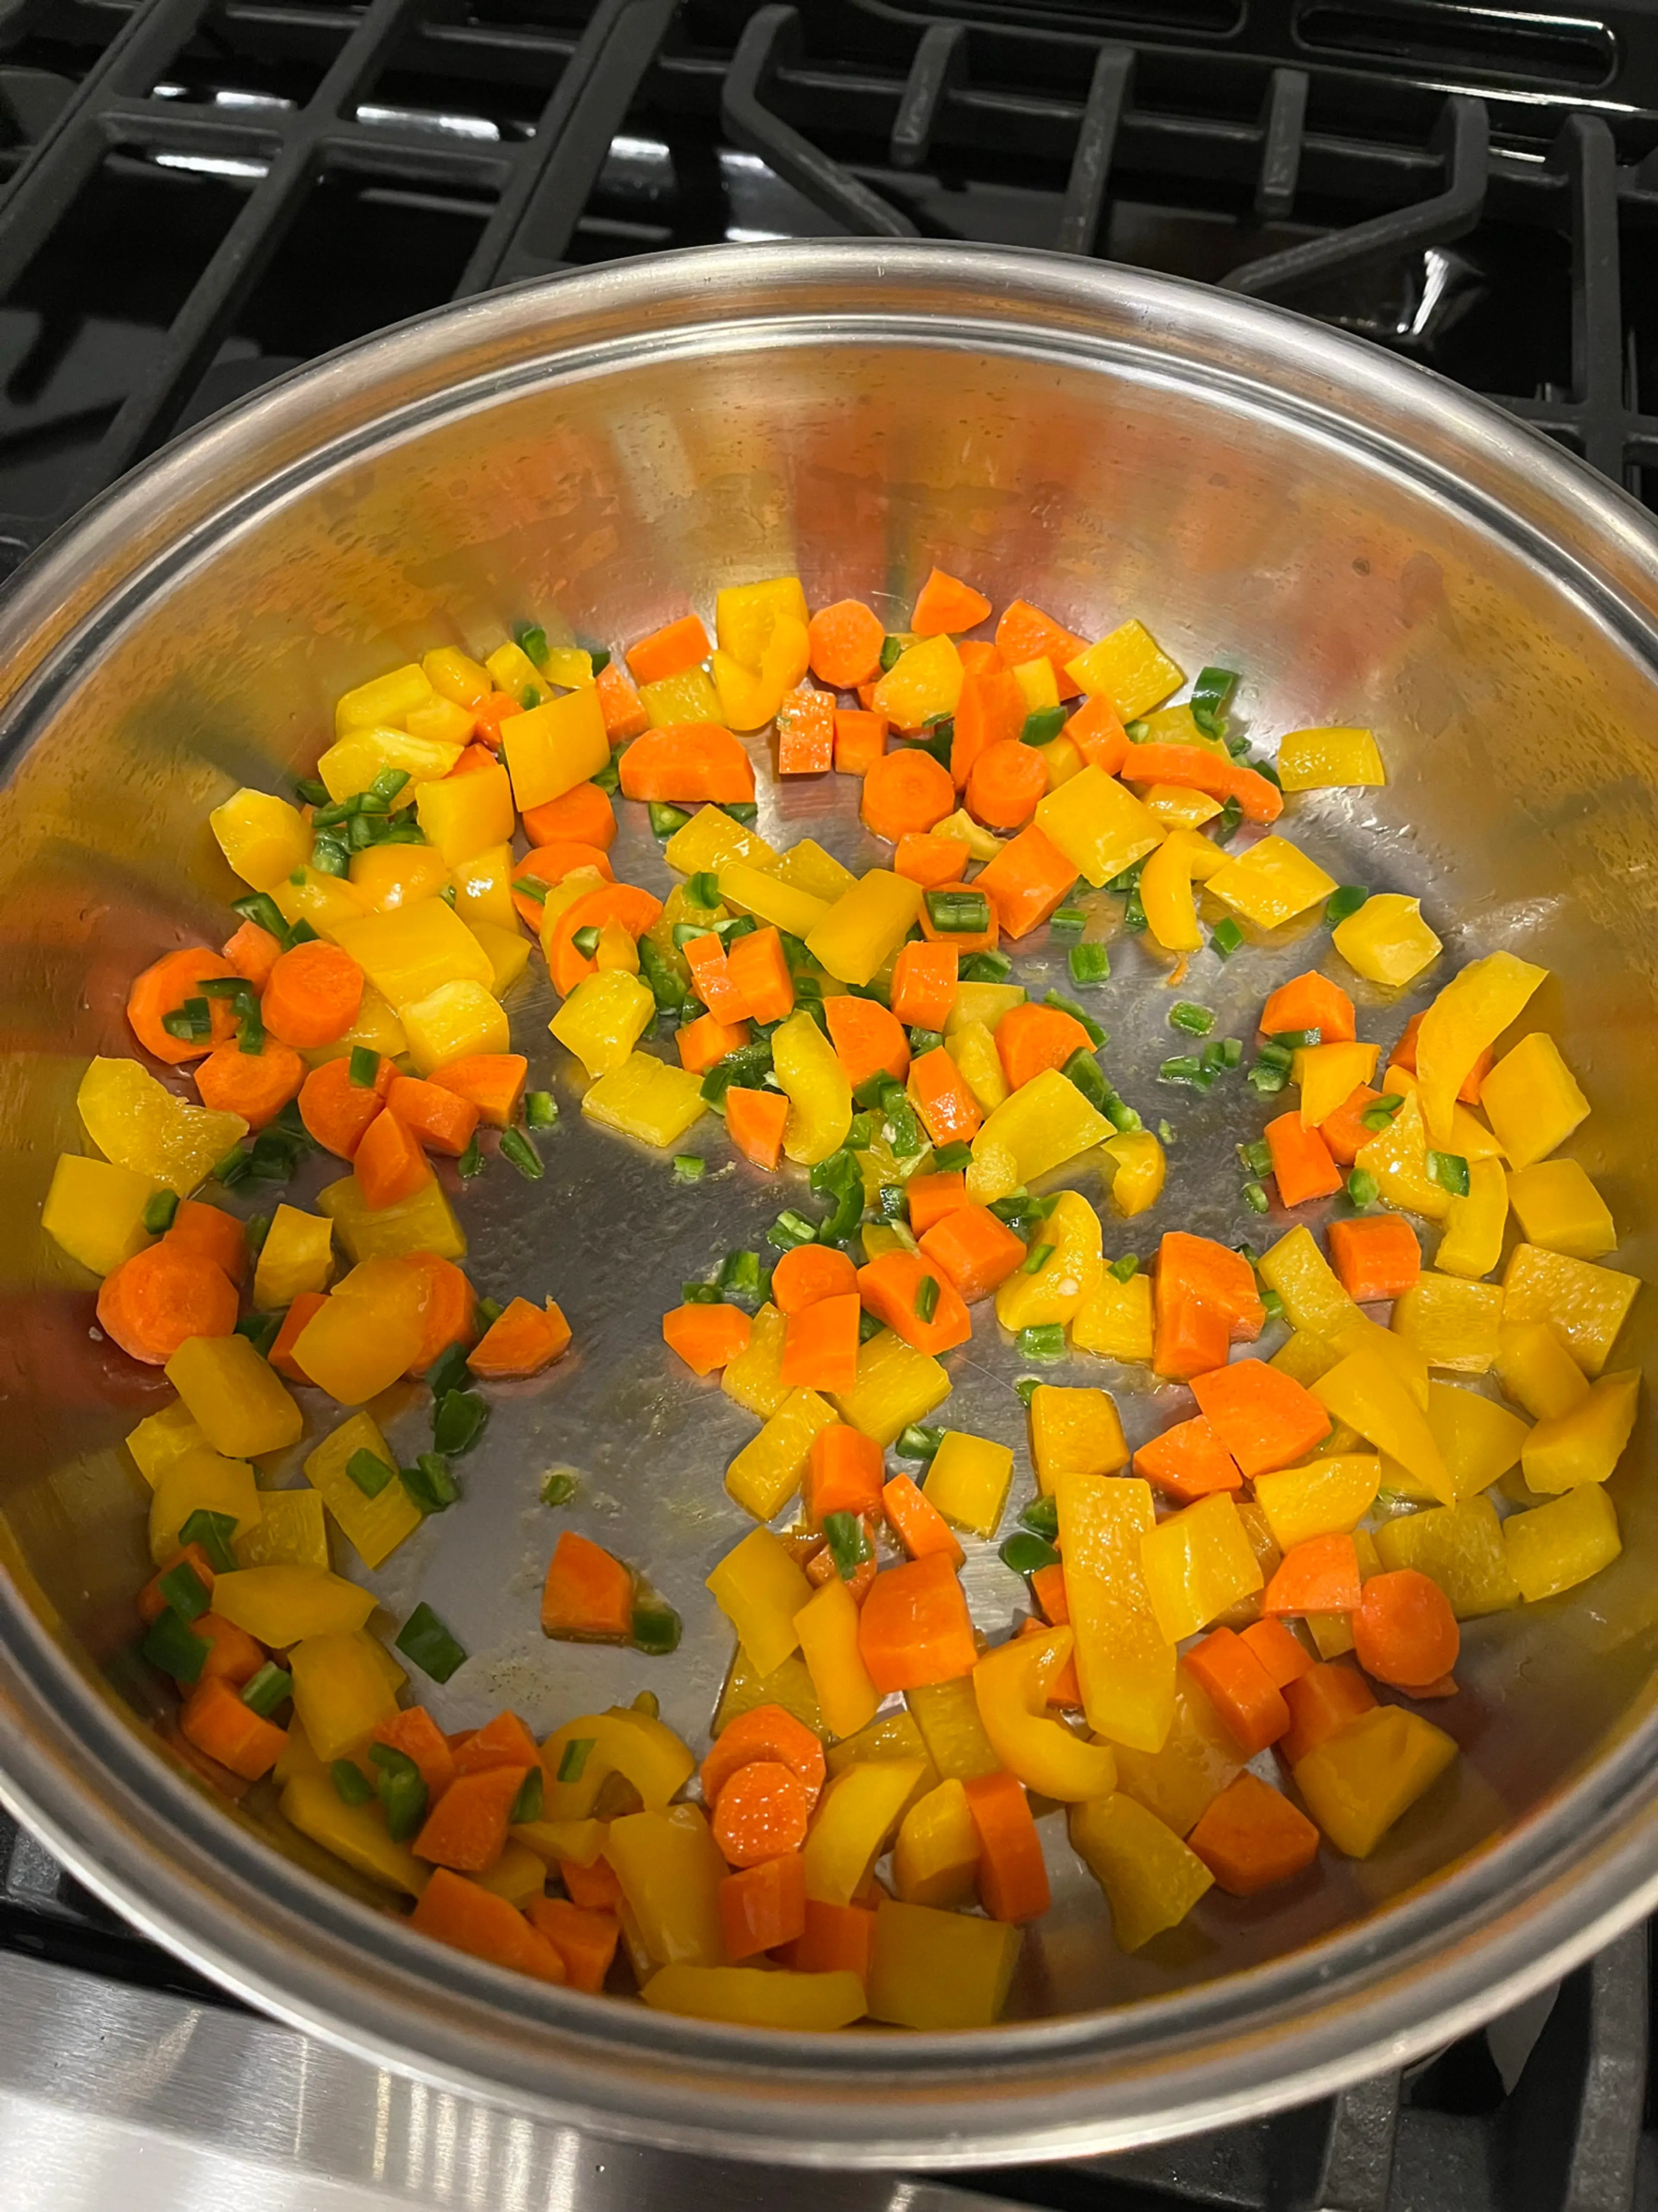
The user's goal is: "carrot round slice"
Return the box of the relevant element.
[164,1198,247,1283]
[770,1243,859,1315]
[618,723,755,804]
[808,599,886,690]
[994,1000,1092,1090]
[966,737,1046,830]
[860,746,954,842]
[1352,1568,1459,1691]
[298,1053,394,1157]
[127,947,240,1065]
[96,1244,237,1364]
[404,1252,477,1376]
[712,1760,813,1867]
[193,1039,305,1129]
[546,882,663,997]
[521,782,617,849]
[262,941,365,1049]
[700,1702,826,1808]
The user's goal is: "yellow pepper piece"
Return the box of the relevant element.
[1296,1040,1380,1128]
[967,1067,1113,1207]
[605,1805,727,1968]
[271,865,369,944]
[1111,1674,1242,1838]
[1041,732,1086,791]
[1419,1380,1529,1500]
[1010,655,1060,713]
[42,1152,161,1278]
[766,837,857,905]
[1102,1128,1165,1217]
[823,1707,937,1800]
[304,1410,422,1571]
[973,1628,1118,1801]
[1071,1270,1155,1363]
[794,1574,880,1740]
[715,1642,823,1740]
[872,635,964,731]
[1390,1274,1504,1374]
[1314,1348,1453,1504]
[643,1963,864,2030]
[279,1770,427,1896]
[721,1301,790,1418]
[484,641,545,701]
[1293,1705,1457,1857]
[149,1445,260,1566]
[715,576,810,670]
[469,916,531,999]
[706,1527,814,1676]
[1258,1224,1355,1337]
[317,1170,464,1264]
[1328,1309,1428,1408]
[400,978,508,1074]
[78,1056,246,1200]
[718,859,830,941]
[1414,950,1546,1144]
[421,646,492,710]
[946,980,1025,1033]
[334,662,433,735]
[549,969,653,1078]
[406,697,479,750]
[582,1052,706,1149]
[830,1326,950,1445]
[1139,1493,1265,1644]
[1504,1481,1620,1601]
[1504,1159,1613,1261]
[804,1759,927,1906]
[126,1401,206,1489]
[1253,1455,1380,1550]
[1034,764,1163,889]
[293,1258,426,1403]
[946,1018,1011,1115]
[213,1563,375,1643]
[1029,1384,1130,1493]
[1331,892,1441,987]
[769,1008,853,1167]
[163,1333,301,1459]
[209,787,312,891]
[1144,782,1222,828]
[319,725,461,802]
[663,804,776,876]
[1139,703,1226,752]
[541,1710,696,1821]
[288,1630,402,1764]
[469,1839,547,1909]
[307,982,406,1069]
[994,1190,1103,1332]
[229,1486,328,1571]
[1065,618,1183,718]
[1495,1319,1589,1423]
[1207,835,1338,930]
[1056,1470,1174,1753]
[448,841,517,934]
[1137,825,1206,952]
[1069,1790,1213,1950]
[892,1777,981,1908]
[922,1429,1015,1539]
[1478,1031,1589,1170]
[1374,1495,1520,1615]
[500,688,610,810]
[726,1388,839,1521]
[806,870,923,989]
[935,807,1005,860]
[1270,1329,1339,1390]
[1436,1157,1509,1280]
[252,1203,334,1311]
[867,1895,1019,2029]
[1519,1369,1639,1494]
[332,901,492,1012]
[1352,1090,1451,1222]
[905,1676,1002,1781]
[511,1816,607,1869]
[348,843,448,915]
[638,666,724,730]
[410,759,512,868]
[1501,1243,1639,1376]
[1273,726,1386,789]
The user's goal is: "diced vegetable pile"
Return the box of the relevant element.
[45,570,1642,2032]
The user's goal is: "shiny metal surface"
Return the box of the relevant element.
[0,241,1654,2163]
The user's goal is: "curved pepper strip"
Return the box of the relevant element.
[1414,949,1547,1146]
[972,1628,1119,1801]
[541,1707,696,1822]
[772,1008,853,1166]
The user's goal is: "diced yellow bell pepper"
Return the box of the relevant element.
[288,1630,402,1763]
[447,841,516,934]
[1271,1329,1339,1389]
[605,1805,727,1968]
[1328,1309,1428,1408]
[1293,1705,1456,1856]
[126,1401,207,1488]
[541,1710,696,1821]
[771,1009,853,1166]
[1495,1318,1588,1421]
[1296,1041,1381,1129]
[830,1327,951,1445]
[794,1573,880,1741]
[165,1333,302,1458]
[1504,1159,1613,1262]
[806,871,923,989]
[1072,1270,1155,1363]
[317,1171,464,1263]
[1331,893,1441,987]
[1102,1128,1164,1217]
[410,701,486,753]
[905,1675,1002,1781]
[1010,656,1060,713]
[1418,1380,1529,1501]
[292,1257,426,1403]
[1504,1481,1620,1601]
[973,1628,1118,1800]
[1391,1274,1504,1375]
[643,1962,864,2029]
[304,1410,422,1571]
[935,808,1004,861]
[1065,619,1183,718]
[1140,1493,1265,1644]
[1258,1224,1354,1337]
[42,1152,162,1277]
[823,1708,937,1801]
[725,1388,838,1521]
[994,1190,1102,1332]
[1253,1454,1380,1551]
[271,867,368,946]
[946,1019,1010,1114]
[1144,781,1222,828]
[1352,1090,1451,1222]
[511,1816,606,1869]
[1314,1348,1453,1503]
[715,576,810,671]
[1069,1790,1214,1950]
[706,1527,814,1676]
[1029,1384,1129,1493]
[228,1489,328,1568]
[1435,1157,1509,1280]
[347,844,447,916]
[1274,726,1386,790]
[1374,1495,1519,1615]
[484,640,544,702]
[946,981,1025,1034]
[1478,1032,1588,1170]
[967,1068,1113,1207]
[639,666,724,729]
[663,804,777,876]
[413,760,514,868]
[721,1301,790,1418]
[1501,1244,1639,1377]
[210,788,312,891]
[581,1052,706,1149]
[1034,765,1162,890]
[1137,826,1205,953]
[468,917,530,1000]
[718,859,830,941]
[467,1839,546,1909]
[335,663,434,735]
[303,986,406,1074]
[922,1429,1015,1538]
[1138,703,1224,752]
[867,1896,1020,2029]
[332,901,491,1012]
[766,837,856,906]
[280,1770,427,1895]
[871,636,964,732]
[149,1445,261,1566]
[803,1758,926,1906]
[1520,1369,1639,1494]
[319,725,461,802]
[500,689,609,810]
[1056,1471,1174,1753]
[1412,950,1545,1145]
[549,969,653,1079]
[1111,1673,1242,1837]
[1207,836,1338,930]
[213,1563,376,1642]
[252,1203,334,1310]
[402,977,508,1074]
[78,1056,246,1199]
[1041,732,1086,790]
[892,1777,980,1908]
[421,646,492,710]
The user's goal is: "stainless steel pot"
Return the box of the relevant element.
[0,241,1654,2169]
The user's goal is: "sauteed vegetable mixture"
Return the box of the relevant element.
[46,572,1641,2030]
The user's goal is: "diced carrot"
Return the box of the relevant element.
[1184,1629,1291,1755]
[1352,1568,1459,1691]
[618,723,754,805]
[776,686,835,774]
[726,925,795,1024]
[221,919,283,991]
[701,1702,826,1807]
[1188,1772,1320,1896]
[449,1714,539,1781]
[1157,1231,1266,1341]
[889,941,958,1032]
[262,941,364,1050]
[712,1760,813,1867]
[995,1000,1092,1090]
[893,833,969,890]
[881,1473,965,1567]
[298,1052,395,1157]
[194,1038,305,1130]
[957,640,1003,676]
[269,1292,326,1380]
[662,1301,752,1376]
[471,691,523,747]
[909,1046,982,1147]
[546,883,662,997]
[354,1107,432,1210]
[625,612,711,686]
[857,1249,971,1355]
[807,1425,884,1523]
[974,823,1078,939]
[521,781,617,850]
[180,1675,286,1781]
[917,1204,1025,1302]
[387,1073,480,1157]
[857,1552,977,1693]
[1264,1112,1342,1207]
[1064,694,1129,774]
[917,889,998,955]
[430,1053,528,1130]
[951,669,1027,789]
[1015,1613,1082,1707]
[1393,1011,1491,1103]
[596,660,649,744]
[541,1531,633,1641]
[448,742,497,779]
[560,1854,624,1911]
[911,568,991,637]
[676,1010,750,1075]
[779,1898,876,1977]
[725,1085,789,1170]
[1260,971,1355,1045]
[809,599,886,690]
[1152,1292,1230,1384]
[1319,1083,1381,1168]
[526,1895,620,1991]
[719,1851,807,1958]
[372,1705,457,1799]
[963,1769,1047,1923]
[780,1293,861,1393]
[967,738,1047,830]
[411,1865,566,1981]
[771,1244,859,1314]
[509,840,615,931]
[414,1762,529,1871]
[904,1170,966,1237]
[1263,1534,1362,1618]
[1188,1360,1330,1479]
[1119,743,1282,824]
[824,995,909,1089]
[1280,1659,1376,1765]
[681,931,747,1024]
[97,1244,237,1365]
[833,708,888,775]
[994,600,1087,696]
[468,1296,571,1377]
[402,1251,476,1375]
[127,947,241,1066]
[861,747,955,842]
[1326,1214,1421,1303]
[1240,1616,1316,1691]
[163,1198,247,1283]
[1030,1562,1068,1627]
[194,1611,266,1686]
[1134,1415,1243,1503]
[138,1542,218,1625]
